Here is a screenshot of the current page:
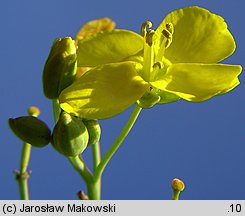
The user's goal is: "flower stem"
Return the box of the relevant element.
[172,190,181,200]
[52,99,61,123]
[68,156,102,199]
[94,104,142,181]
[91,142,101,199]
[92,142,101,171]
[16,142,32,200]
[68,156,93,184]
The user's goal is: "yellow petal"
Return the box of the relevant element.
[59,62,149,119]
[77,30,143,67]
[155,6,236,63]
[75,17,116,46]
[151,63,242,102]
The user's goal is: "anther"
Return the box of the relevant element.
[153,62,163,69]
[166,23,174,34]
[162,29,172,40]
[141,21,153,37]
[146,29,155,46]
[165,39,172,49]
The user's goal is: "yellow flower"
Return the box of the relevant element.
[59,6,242,119]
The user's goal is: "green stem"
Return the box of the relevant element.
[68,156,100,199]
[94,104,142,181]
[172,190,180,200]
[52,99,61,123]
[16,142,32,200]
[92,142,101,171]
[91,142,101,199]
[17,175,29,200]
[20,143,31,173]
[68,156,93,184]
[87,180,101,200]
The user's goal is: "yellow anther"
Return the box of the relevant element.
[146,29,155,46]
[153,62,163,69]
[161,23,174,49]
[165,38,172,49]
[166,23,174,34]
[162,29,172,40]
[141,21,153,37]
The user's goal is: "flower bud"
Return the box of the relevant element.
[51,112,89,157]
[172,178,185,200]
[27,106,40,117]
[42,37,77,99]
[83,119,101,146]
[137,90,160,108]
[8,116,51,147]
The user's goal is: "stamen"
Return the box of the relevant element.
[146,30,155,46]
[165,39,172,49]
[166,23,174,34]
[161,23,174,49]
[153,62,163,69]
[141,21,153,37]
[162,29,172,40]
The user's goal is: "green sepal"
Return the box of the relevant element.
[51,112,89,157]
[9,116,51,148]
[83,119,101,146]
[157,90,180,104]
[137,90,160,108]
[42,37,77,99]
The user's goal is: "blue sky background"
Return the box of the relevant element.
[1,0,245,200]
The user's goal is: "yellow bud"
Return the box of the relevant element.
[42,37,77,99]
[51,112,89,157]
[172,178,185,191]
[9,116,51,148]
[27,106,40,117]
[172,178,185,200]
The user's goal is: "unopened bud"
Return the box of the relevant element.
[9,116,51,148]
[172,178,185,200]
[51,112,89,157]
[42,37,77,99]
[83,119,101,146]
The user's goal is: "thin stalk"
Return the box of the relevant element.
[16,142,32,200]
[91,142,101,199]
[68,156,99,199]
[52,99,61,123]
[68,156,93,184]
[94,104,142,181]
[92,142,101,171]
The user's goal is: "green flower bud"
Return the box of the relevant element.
[137,89,160,108]
[51,112,89,157]
[83,119,101,146]
[8,116,51,147]
[42,37,77,99]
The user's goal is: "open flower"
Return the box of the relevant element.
[59,6,242,119]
